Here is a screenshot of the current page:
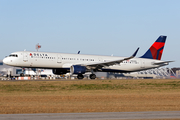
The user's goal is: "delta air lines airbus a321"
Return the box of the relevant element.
[3,36,172,79]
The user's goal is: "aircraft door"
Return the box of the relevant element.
[23,52,28,62]
[98,58,103,62]
[57,54,62,63]
[141,60,145,68]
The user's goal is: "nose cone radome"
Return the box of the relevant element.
[3,58,8,65]
[3,57,12,66]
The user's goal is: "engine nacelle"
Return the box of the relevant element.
[70,65,86,74]
[52,68,68,75]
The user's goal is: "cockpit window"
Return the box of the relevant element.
[9,54,18,57]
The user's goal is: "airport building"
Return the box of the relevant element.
[0,60,57,80]
[0,60,23,77]
[176,70,180,78]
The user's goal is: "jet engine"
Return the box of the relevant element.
[70,65,86,74]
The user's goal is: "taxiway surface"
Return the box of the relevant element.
[0,111,180,120]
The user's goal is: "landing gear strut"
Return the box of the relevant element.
[90,74,96,79]
[77,74,84,79]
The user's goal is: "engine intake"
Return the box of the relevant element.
[70,65,86,74]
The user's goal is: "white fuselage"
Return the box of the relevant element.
[3,51,166,73]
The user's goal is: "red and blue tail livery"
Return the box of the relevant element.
[141,36,167,60]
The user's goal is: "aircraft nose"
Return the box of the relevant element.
[3,58,9,65]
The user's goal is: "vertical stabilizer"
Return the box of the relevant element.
[140,36,167,60]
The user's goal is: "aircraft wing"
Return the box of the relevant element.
[80,48,139,70]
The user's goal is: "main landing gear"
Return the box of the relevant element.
[77,73,96,79]
[77,74,84,79]
[89,74,96,79]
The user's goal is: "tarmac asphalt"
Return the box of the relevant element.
[0,111,180,120]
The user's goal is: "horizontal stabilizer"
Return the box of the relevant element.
[153,61,174,65]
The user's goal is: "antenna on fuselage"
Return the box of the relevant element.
[36,43,41,51]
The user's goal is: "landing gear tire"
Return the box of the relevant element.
[90,74,96,79]
[77,74,84,79]
[20,73,24,77]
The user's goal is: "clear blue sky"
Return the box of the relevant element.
[0,0,180,68]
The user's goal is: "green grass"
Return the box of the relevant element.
[0,79,180,92]
[69,84,127,90]
[139,81,180,88]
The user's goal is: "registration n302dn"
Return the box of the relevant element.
[3,36,172,79]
